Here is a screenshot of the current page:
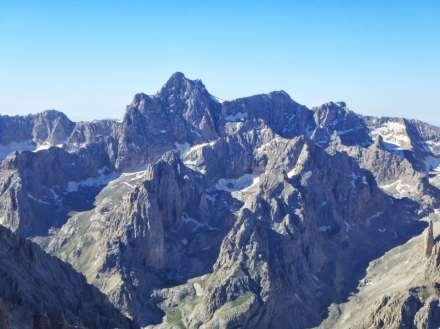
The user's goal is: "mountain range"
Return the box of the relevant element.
[0,72,440,329]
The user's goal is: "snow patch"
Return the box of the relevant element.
[34,142,64,152]
[65,169,118,193]
[287,167,299,178]
[215,174,260,193]
[425,140,440,154]
[175,140,217,175]
[379,180,415,197]
[184,140,217,155]
[214,173,261,200]
[371,121,412,152]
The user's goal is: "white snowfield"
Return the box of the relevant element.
[174,140,217,174]
[214,173,261,200]
[371,121,412,152]
[379,179,417,198]
[0,140,65,160]
[34,142,61,152]
[65,168,118,193]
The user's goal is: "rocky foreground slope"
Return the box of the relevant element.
[318,211,440,329]
[0,72,439,328]
[0,225,135,329]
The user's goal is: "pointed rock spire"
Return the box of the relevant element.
[425,220,434,258]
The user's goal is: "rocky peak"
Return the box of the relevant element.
[221,91,315,138]
[0,110,74,150]
[158,72,220,138]
[115,74,221,170]
[33,112,74,145]
[268,89,293,100]
[36,109,71,121]
[159,72,208,99]
[129,93,154,110]
[144,151,182,182]
[311,101,371,147]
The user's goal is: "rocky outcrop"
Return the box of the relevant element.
[358,262,440,329]
[0,110,75,157]
[0,143,115,237]
[311,101,372,147]
[220,90,314,139]
[46,150,237,326]
[332,219,440,329]
[0,225,135,329]
[426,221,434,258]
[142,136,425,329]
[115,72,221,170]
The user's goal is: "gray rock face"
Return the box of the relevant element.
[220,90,314,139]
[0,72,439,328]
[0,225,135,329]
[67,119,120,153]
[0,111,75,164]
[150,137,424,329]
[0,143,115,237]
[0,110,74,147]
[426,221,434,257]
[311,101,372,147]
[115,72,221,170]
[46,150,236,326]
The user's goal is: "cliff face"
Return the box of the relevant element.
[0,225,135,329]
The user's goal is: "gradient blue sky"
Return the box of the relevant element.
[1,1,439,124]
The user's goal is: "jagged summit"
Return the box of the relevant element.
[267,89,291,98]
[130,92,151,106]
[313,101,347,110]
[159,71,209,97]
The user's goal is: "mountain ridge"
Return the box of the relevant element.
[0,72,439,328]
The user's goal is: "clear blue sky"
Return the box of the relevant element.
[1,1,439,124]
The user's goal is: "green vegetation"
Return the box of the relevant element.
[166,308,186,329]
